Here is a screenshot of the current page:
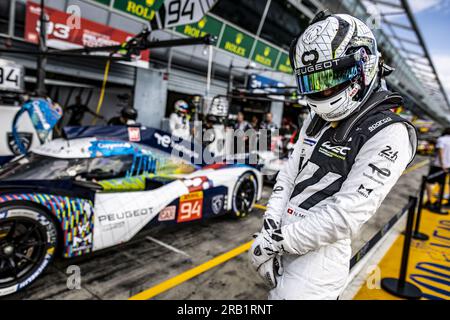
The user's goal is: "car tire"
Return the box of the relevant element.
[229,172,258,219]
[0,203,58,297]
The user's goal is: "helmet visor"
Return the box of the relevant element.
[295,51,365,95]
[296,65,359,95]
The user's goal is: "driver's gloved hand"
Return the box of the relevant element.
[256,255,283,289]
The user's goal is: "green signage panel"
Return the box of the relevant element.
[251,41,279,68]
[276,52,292,74]
[91,0,111,5]
[219,25,254,58]
[175,15,223,40]
[113,0,164,21]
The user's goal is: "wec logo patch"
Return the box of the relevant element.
[319,141,351,160]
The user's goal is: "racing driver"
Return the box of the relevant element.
[249,11,417,299]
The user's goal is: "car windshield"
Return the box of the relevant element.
[0,147,196,181]
[0,153,133,181]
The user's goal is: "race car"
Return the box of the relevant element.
[0,131,262,296]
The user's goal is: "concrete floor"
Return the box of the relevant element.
[3,156,429,300]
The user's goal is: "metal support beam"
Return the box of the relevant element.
[400,0,450,110]
[389,34,421,47]
[383,19,414,31]
[369,0,403,9]
[403,48,425,57]
[380,11,405,17]
[406,60,433,72]
[36,0,47,96]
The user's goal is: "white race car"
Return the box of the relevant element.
[0,127,262,296]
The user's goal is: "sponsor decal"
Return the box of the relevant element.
[25,2,149,65]
[72,223,92,252]
[128,127,141,142]
[303,138,317,147]
[301,50,319,65]
[363,163,391,185]
[286,206,306,218]
[211,195,225,215]
[273,186,284,193]
[357,184,373,198]
[369,163,391,178]
[73,235,92,252]
[287,206,306,218]
[349,86,360,98]
[89,140,135,157]
[368,117,392,132]
[158,206,176,221]
[297,59,340,76]
[98,207,153,224]
[7,132,33,155]
[319,141,351,160]
[154,132,200,159]
[18,254,52,289]
[97,142,131,149]
[379,145,398,162]
[177,191,203,223]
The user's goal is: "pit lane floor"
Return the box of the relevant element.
[3,156,429,300]
[353,204,450,300]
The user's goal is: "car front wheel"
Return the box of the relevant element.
[230,172,258,219]
[0,204,58,297]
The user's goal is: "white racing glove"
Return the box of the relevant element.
[249,218,285,289]
[256,255,283,289]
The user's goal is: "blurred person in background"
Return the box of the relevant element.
[251,115,260,130]
[233,112,253,154]
[169,100,191,140]
[424,128,450,210]
[260,112,278,132]
[234,112,253,131]
[108,106,138,125]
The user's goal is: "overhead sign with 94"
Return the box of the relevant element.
[0,59,24,92]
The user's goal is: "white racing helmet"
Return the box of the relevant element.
[290,12,380,121]
[174,100,189,113]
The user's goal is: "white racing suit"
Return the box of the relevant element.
[169,112,190,140]
[265,92,417,300]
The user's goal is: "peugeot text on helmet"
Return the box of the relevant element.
[290,12,380,122]
[174,100,189,114]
